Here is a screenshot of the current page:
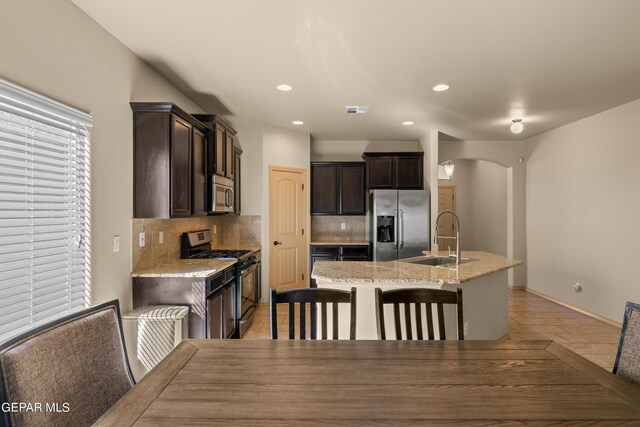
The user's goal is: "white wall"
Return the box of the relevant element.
[311,140,422,161]
[261,126,311,300]
[440,160,508,256]
[0,0,203,311]
[525,98,640,322]
[439,140,525,286]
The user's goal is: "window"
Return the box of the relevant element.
[0,78,91,343]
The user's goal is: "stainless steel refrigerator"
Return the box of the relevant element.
[369,190,430,261]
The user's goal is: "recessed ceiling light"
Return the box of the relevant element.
[276,84,293,92]
[432,84,449,92]
[402,121,414,126]
[292,120,304,125]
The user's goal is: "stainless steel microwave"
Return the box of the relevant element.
[211,175,234,213]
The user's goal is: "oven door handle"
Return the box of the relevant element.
[241,263,258,277]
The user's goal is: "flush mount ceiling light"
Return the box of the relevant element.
[510,119,524,134]
[292,120,304,125]
[276,84,293,91]
[443,161,455,177]
[432,84,449,92]
[402,121,414,126]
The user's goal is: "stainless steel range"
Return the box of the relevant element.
[181,230,261,338]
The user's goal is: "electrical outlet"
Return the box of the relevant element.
[340,223,346,230]
[463,322,469,337]
[113,235,120,253]
[159,231,164,244]
[139,232,145,247]
[574,282,582,292]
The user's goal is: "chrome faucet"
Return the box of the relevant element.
[433,210,461,265]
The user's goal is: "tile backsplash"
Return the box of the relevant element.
[132,215,261,271]
[311,216,367,241]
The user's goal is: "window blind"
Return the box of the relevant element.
[0,79,92,343]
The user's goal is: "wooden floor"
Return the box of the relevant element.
[243,289,622,371]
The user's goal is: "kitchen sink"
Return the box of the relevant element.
[397,255,468,266]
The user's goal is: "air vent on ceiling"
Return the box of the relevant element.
[345,106,369,114]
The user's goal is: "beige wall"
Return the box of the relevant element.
[439,140,526,286]
[0,0,204,311]
[233,123,263,216]
[525,98,640,323]
[131,216,262,271]
[311,139,422,161]
[440,160,508,256]
[311,216,367,242]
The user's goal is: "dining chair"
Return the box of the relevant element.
[0,300,135,427]
[613,301,640,386]
[375,287,464,340]
[270,287,357,339]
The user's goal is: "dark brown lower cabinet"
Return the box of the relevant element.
[223,281,237,339]
[309,244,370,282]
[207,291,223,339]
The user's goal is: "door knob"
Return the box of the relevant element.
[273,241,283,246]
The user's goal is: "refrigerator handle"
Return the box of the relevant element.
[393,209,398,248]
[399,209,404,249]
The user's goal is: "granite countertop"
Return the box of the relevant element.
[131,259,237,278]
[311,251,521,285]
[310,240,370,246]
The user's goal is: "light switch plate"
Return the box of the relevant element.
[139,232,145,247]
[113,235,120,253]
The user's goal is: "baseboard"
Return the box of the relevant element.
[508,284,526,290]
[524,287,622,329]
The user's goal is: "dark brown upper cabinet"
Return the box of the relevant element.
[362,152,424,189]
[131,103,208,218]
[339,164,366,214]
[192,128,208,216]
[233,146,242,215]
[311,162,366,216]
[192,114,236,180]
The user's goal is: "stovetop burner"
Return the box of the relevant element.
[181,231,257,269]
[207,249,251,258]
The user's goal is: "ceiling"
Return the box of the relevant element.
[71,0,640,141]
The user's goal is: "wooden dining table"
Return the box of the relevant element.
[96,339,640,425]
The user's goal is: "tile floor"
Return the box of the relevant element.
[243,289,622,371]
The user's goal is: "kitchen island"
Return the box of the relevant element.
[311,251,521,340]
